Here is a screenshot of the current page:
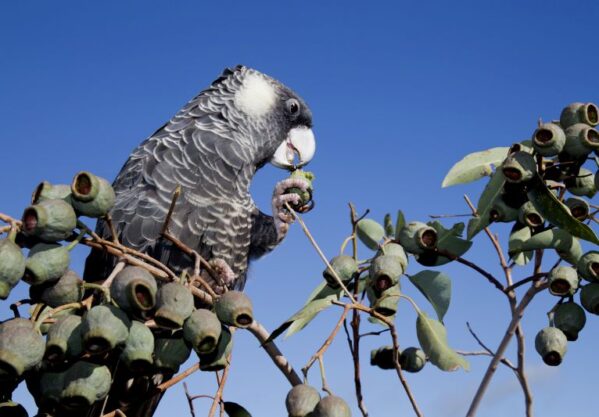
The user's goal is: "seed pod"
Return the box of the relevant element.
[38,306,75,335]
[565,197,590,221]
[370,345,397,370]
[322,255,358,289]
[36,371,66,410]
[378,243,408,271]
[70,172,116,218]
[398,221,437,255]
[548,266,579,296]
[31,181,72,204]
[518,201,544,228]
[0,238,26,300]
[21,199,77,242]
[285,170,315,210]
[154,282,194,329]
[110,266,157,317]
[368,254,404,293]
[154,335,191,373]
[535,327,567,366]
[554,234,583,266]
[0,401,28,417]
[560,102,599,128]
[80,304,131,355]
[214,290,253,328]
[366,284,400,317]
[60,362,111,410]
[565,167,596,197]
[356,218,385,250]
[577,250,599,282]
[312,395,351,417]
[399,347,427,373]
[30,269,83,307]
[489,197,519,223]
[45,315,83,363]
[286,383,321,417]
[501,151,536,183]
[199,326,233,371]
[120,321,154,373]
[580,283,599,315]
[24,243,70,286]
[554,302,586,341]
[183,308,222,354]
[532,123,566,156]
[563,124,599,158]
[0,318,44,379]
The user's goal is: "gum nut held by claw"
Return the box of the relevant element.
[565,167,596,198]
[183,308,222,354]
[535,327,567,366]
[45,315,83,363]
[0,318,45,379]
[120,320,155,373]
[154,335,191,373]
[22,199,77,242]
[286,384,321,417]
[547,266,579,297]
[398,221,437,255]
[560,102,599,129]
[31,181,72,204]
[322,255,358,288]
[577,251,599,282]
[554,302,586,341]
[215,290,253,328]
[286,170,315,209]
[0,238,26,300]
[312,395,352,417]
[24,243,70,286]
[60,361,111,411]
[532,123,566,156]
[399,347,427,373]
[154,282,194,329]
[110,266,157,316]
[30,269,83,307]
[580,283,599,315]
[501,151,536,183]
[70,171,116,218]
[80,304,131,355]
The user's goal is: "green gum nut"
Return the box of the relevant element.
[565,167,596,198]
[81,304,131,355]
[45,315,83,363]
[21,199,77,242]
[366,283,400,317]
[548,266,579,297]
[0,238,26,300]
[214,290,253,328]
[560,102,599,128]
[31,181,72,204]
[30,269,83,307]
[60,362,111,411]
[378,243,408,271]
[356,218,385,250]
[0,401,28,417]
[110,266,157,317]
[532,123,566,156]
[154,334,191,373]
[38,307,75,335]
[518,201,544,228]
[37,371,66,410]
[501,151,536,183]
[183,308,222,354]
[121,321,154,373]
[286,170,314,209]
[370,345,396,370]
[286,384,321,417]
[154,282,194,329]
[0,318,44,380]
[398,221,437,255]
[312,395,351,417]
[323,255,358,289]
[399,347,427,373]
[554,302,586,341]
[368,254,404,294]
[70,172,116,218]
[563,124,599,158]
[24,243,70,286]
[565,197,589,221]
[577,251,599,282]
[489,197,519,223]
[555,235,582,266]
[199,326,233,371]
[580,283,599,315]
[535,327,567,366]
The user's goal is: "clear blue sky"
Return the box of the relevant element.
[1,1,598,416]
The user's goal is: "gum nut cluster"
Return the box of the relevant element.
[285,383,351,417]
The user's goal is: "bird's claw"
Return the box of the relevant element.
[272,177,312,239]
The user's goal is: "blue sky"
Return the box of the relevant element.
[1,1,598,416]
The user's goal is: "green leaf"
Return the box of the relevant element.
[395,210,406,241]
[384,213,394,237]
[416,312,469,372]
[467,171,506,240]
[224,402,252,417]
[356,218,385,250]
[508,224,533,266]
[422,221,473,266]
[409,270,451,321]
[508,227,582,264]
[442,147,510,188]
[527,176,599,245]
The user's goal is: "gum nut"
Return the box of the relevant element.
[555,235,583,266]
[323,255,358,288]
[577,251,599,282]
[563,124,599,158]
[560,102,599,128]
[370,345,396,370]
[199,326,233,372]
[110,266,157,315]
[580,283,599,315]
[154,282,194,329]
[532,123,566,156]
[37,371,66,409]
[39,307,74,335]
[356,218,385,250]
[368,254,404,293]
[80,304,131,355]
[0,319,44,379]
[214,290,253,328]
[312,395,352,417]
[501,151,536,183]
[0,401,28,417]
[565,197,589,221]
[286,384,321,417]
[60,362,111,410]
[518,201,544,228]
[154,335,191,373]
[24,243,70,286]
[70,171,116,218]
[399,347,427,373]
[535,327,567,366]
[183,308,222,354]
[31,181,72,204]
[564,167,596,198]
[287,170,314,206]
[548,266,579,296]
[121,321,154,373]
[21,199,76,242]
[554,302,586,341]
[369,284,400,317]
[398,221,437,255]
[595,168,599,191]
[0,239,26,299]
[489,197,519,223]
[45,315,83,363]
[377,243,408,271]
[30,269,83,307]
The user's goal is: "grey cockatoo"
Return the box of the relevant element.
[83,65,316,291]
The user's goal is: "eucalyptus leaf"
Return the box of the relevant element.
[384,213,394,237]
[408,270,451,321]
[442,147,510,187]
[395,210,406,241]
[224,402,252,417]
[508,223,533,266]
[416,312,469,371]
[356,219,385,250]
[467,171,506,240]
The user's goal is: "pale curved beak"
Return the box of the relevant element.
[270,126,316,169]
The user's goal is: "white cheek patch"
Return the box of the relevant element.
[234,73,277,117]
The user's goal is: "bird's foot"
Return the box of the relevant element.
[272,177,310,240]
[201,258,236,294]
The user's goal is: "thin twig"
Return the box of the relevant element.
[208,364,230,417]
[465,322,516,371]
[183,382,197,417]
[157,363,200,392]
[436,249,505,292]
[389,323,424,417]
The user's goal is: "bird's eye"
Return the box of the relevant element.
[286,99,300,116]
